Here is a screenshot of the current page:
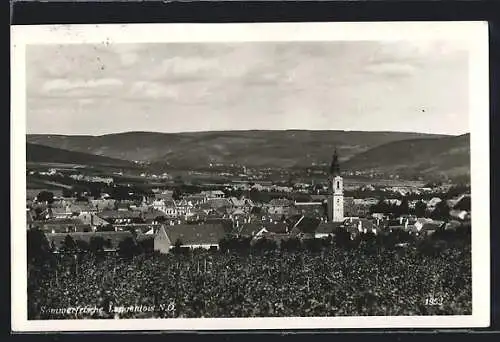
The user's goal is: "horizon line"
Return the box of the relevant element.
[26,128,470,137]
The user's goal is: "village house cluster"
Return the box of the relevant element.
[26,152,471,255]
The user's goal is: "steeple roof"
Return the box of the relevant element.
[329,148,341,176]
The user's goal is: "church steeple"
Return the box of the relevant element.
[327,148,344,222]
[329,148,341,176]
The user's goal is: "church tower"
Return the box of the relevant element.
[327,149,344,222]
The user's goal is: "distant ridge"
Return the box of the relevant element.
[344,134,470,179]
[29,129,458,138]
[26,130,469,179]
[26,143,133,167]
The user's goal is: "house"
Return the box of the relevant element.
[444,220,463,231]
[448,194,471,210]
[114,224,162,234]
[409,221,443,236]
[184,194,208,205]
[261,221,289,235]
[97,210,143,224]
[68,202,98,215]
[238,222,262,237]
[142,209,168,224]
[289,215,321,238]
[153,199,179,217]
[229,197,254,211]
[267,198,292,216]
[175,199,196,217]
[116,202,131,211]
[90,199,116,211]
[344,218,377,235]
[385,199,402,206]
[35,218,92,233]
[239,221,288,239]
[204,198,232,210]
[201,190,226,199]
[314,221,343,239]
[26,209,35,229]
[450,209,470,221]
[154,224,227,253]
[45,206,73,220]
[384,218,407,233]
[427,197,442,209]
[292,201,325,218]
[414,218,436,231]
[450,195,471,219]
[154,190,174,201]
[204,218,234,234]
[78,213,110,227]
[45,231,134,253]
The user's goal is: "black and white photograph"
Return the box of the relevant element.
[11,22,490,331]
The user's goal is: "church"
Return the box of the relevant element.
[327,149,344,222]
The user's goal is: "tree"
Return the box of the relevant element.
[71,184,90,197]
[172,239,184,255]
[27,228,51,265]
[252,237,277,253]
[138,237,155,254]
[75,239,90,252]
[281,237,301,252]
[62,188,73,198]
[431,201,451,221]
[454,196,471,211]
[370,199,390,215]
[414,200,427,218]
[89,236,106,254]
[62,235,77,253]
[36,191,54,204]
[118,236,138,258]
[399,197,410,216]
[303,238,323,253]
[172,188,182,201]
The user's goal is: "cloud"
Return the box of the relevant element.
[161,57,219,75]
[120,52,138,66]
[77,98,95,105]
[129,81,179,99]
[364,62,417,77]
[26,41,469,135]
[42,78,123,93]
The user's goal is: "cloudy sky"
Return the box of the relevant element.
[26,41,469,135]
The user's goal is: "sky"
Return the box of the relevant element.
[26,40,469,136]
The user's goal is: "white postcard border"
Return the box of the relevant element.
[11,22,490,331]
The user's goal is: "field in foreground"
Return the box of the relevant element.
[28,243,471,319]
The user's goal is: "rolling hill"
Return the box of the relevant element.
[26,130,470,180]
[343,134,470,179]
[26,143,134,168]
[27,130,445,167]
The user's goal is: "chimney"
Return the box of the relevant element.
[358,220,362,232]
